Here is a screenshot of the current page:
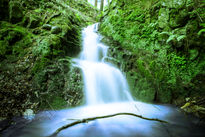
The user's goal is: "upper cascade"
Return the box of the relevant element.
[74,23,133,105]
[80,24,108,62]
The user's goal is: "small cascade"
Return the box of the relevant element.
[73,24,133,105]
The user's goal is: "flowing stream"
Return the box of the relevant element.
[2,24,205,137]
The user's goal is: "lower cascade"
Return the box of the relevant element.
[73,24,133,105]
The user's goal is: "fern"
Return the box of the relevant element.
[166,34,177,43]
[198,23,205,36]
[160,31,170,36]
[177,35,186,41]
[198,29,205,36]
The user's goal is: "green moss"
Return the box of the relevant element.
[0,21,33,57]
[32,57,51,74]
[99,0,205,103]
[39,94,68,110]
[0,0,97,118]
[0,41,8,56]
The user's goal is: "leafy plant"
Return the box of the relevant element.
[198,23,205,36]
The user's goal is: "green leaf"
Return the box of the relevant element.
[166,35,176,43]
[199,23,205,27]
[160,31,170,36]
[177,35,186,41]
[198,29,205,36]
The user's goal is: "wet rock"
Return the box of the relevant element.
[51,26,62,34]
[23,109,34,117]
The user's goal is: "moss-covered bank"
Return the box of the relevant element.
[0,0,97,118]
[99,0,205,108]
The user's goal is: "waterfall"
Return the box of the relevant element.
[73,24,133,105]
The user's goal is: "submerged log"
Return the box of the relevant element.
[48,112,168,137]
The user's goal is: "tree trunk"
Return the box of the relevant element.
[95,0,97,7]
[100,0,104,11]
[107,0,110,9]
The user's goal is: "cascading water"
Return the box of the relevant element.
[73,24,133,105]
[3,24,205,137]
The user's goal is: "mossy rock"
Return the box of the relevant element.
[32,34,63,58]
[161,0,185,9]
[0,22,33,57]
[0,0,98,118]
[158,8,169,29]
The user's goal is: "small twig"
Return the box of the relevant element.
[45,100,56,120]
[195,10,203,22]
[48,112,168,137]
[152,104,161,111]
[134,104,140,112]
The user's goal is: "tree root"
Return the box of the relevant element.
[48,112,168,137]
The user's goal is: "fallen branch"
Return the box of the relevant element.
[48,112,168,137]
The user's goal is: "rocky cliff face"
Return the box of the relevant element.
[0,0,97,118]
[99,0,205,106]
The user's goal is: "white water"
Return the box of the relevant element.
[73,24,133,105]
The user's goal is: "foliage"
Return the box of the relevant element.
[198,23,205,36]
[0,0,96,118]
[99,0,205,103]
